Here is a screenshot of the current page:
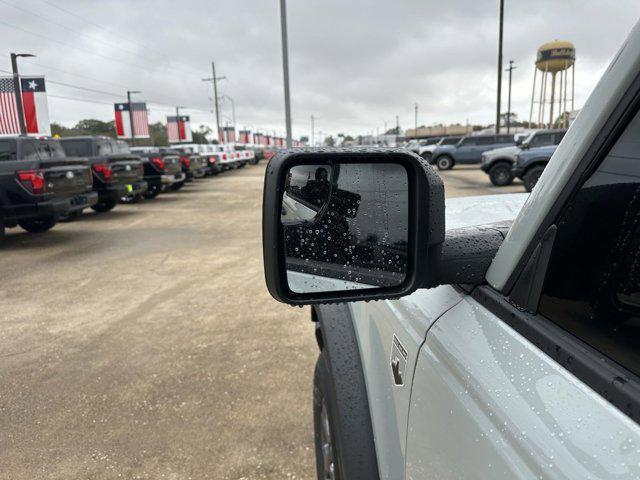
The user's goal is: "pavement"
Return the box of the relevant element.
[0,162,526,479]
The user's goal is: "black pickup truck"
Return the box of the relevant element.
[158,147,205,189]
[59,136,147,212]
[129,148,185,198]
[0,136,97,238]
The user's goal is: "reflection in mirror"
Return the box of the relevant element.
[281,163,408,293]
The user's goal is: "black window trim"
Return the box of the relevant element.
[503,69,640,295]
[472,284,640,423]
[485,69,640,424]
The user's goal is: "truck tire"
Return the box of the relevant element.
[91,198,117,213]
[170,181,185,191]
[488,162,514,186]
[143,184,161,199]
[19,216,56,233]
[523,165,545,192]
[313,305,380,480]
[0,218,5,242]
[435,155,454,171]
[420,151,432,161]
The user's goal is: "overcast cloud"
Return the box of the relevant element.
[2,0,639,139]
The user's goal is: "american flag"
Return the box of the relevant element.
[0,77,20,135]
[166,115,192,143]
[131,102,149,137]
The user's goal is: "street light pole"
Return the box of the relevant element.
[496,0,504,134]
[414,103,418,138]
[127,90,140,146]
[220,95,236,126]
[279,0,292,148]
[506,60,516,134]
[10,52,35,135]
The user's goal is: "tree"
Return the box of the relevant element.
[73,119,116,137]
[149,122,169,146]
[50,119,115,138]
[192,125,212,144]
[324,135,335,147]
[51,122,71,137]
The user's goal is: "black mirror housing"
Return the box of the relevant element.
[262,148,445,305]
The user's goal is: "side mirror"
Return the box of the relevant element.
[521,141,530,149]
[262,149,445,305]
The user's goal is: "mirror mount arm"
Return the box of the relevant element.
[422,221,513,287]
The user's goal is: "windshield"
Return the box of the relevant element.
[439,137,459,146]
[36,140,67,159]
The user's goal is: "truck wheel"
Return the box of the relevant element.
[120,194,142,204]
[0,218,5,242]
[489,162,514,186]
[313,305,380,480]
[420,151,432,161]
[314,353,342,480]
[523,165,545,192]
[143,185,161,199]
[19,216,56,233]
[170,181,185,191]
[91,198,117,213]
[436,155,454,170]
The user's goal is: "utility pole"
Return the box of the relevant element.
[202,62,226,142]
[414,103,418,138]
[506,60,516,134]
[395,115,399,133]
[496,0,504,134]
[10,52,35,135]
[311,115,315,147]
[279,0,293,148]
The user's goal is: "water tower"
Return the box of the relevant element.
[528,40,575,129]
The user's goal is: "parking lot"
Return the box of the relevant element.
[0,163,524,480]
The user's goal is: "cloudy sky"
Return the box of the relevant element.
[2,0,639,140]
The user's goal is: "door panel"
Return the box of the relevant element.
[406,298,640,480]
[350,285,464,479]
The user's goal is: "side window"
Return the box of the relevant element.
[497,135,514,143]
[459,138,476,147]
[475,136,495,145]
[553,131,566,144]
[97,141,113,155]
[530,133,552,147]
[61,140,87,157]
[0,140,16,160]
[21,141,38,160]
[539,108,640,377]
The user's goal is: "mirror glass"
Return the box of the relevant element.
[281,162,409,293]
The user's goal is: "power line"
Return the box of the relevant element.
[0,18,206,80]
[0,0,148,61]
[38,0,206,77]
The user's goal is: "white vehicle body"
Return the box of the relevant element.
[306,20,640,480]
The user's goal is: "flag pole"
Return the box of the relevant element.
[10,53,35,135]
[127,90,140,146]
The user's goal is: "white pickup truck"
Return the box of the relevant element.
[262,20,640,480]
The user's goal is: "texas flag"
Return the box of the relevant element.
[114,102,150,139]
[20,76,50,136]
[167,115,192,143]
[238,129,251,144]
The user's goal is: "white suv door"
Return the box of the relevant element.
[405,100,640,479]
